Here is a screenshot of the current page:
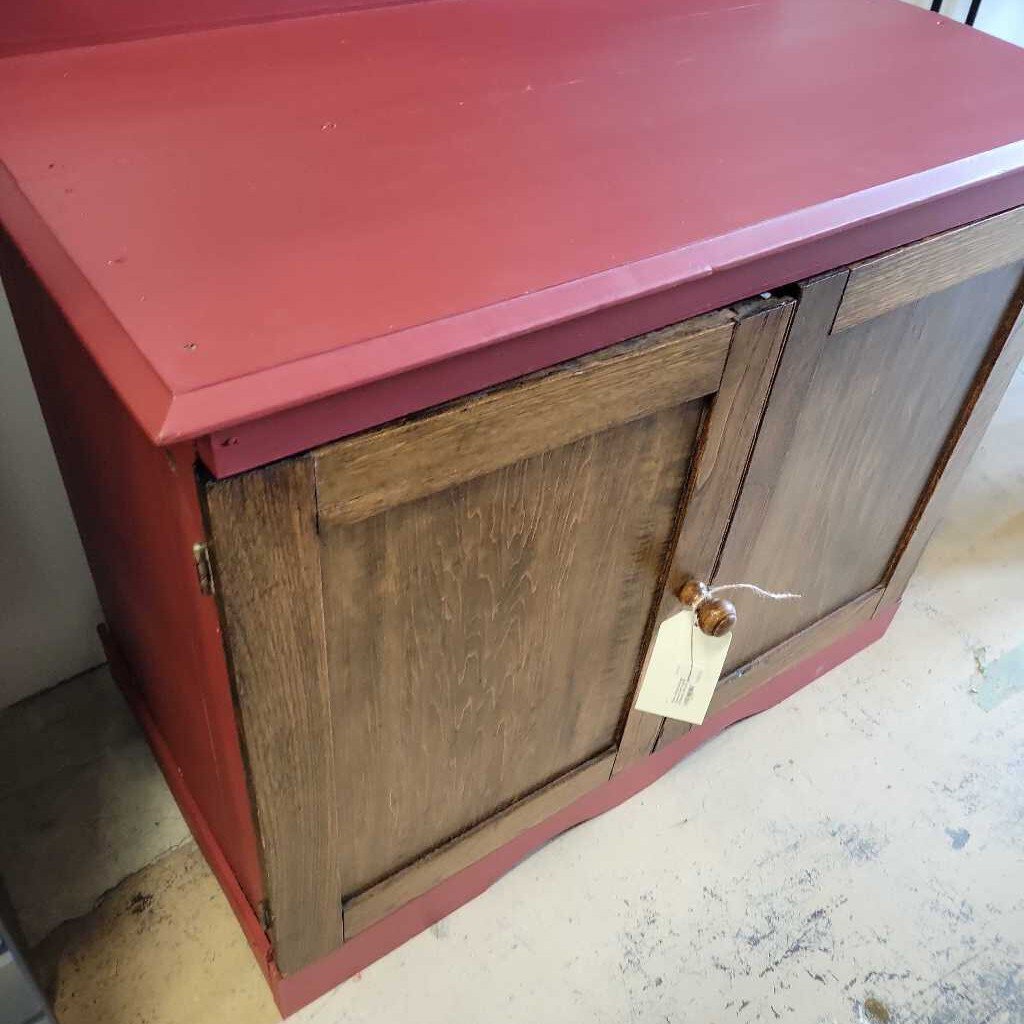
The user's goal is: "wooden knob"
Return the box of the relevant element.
[696,597,736,637]
[678,578,709,608]
[678,578,736,636]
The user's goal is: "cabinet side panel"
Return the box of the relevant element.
[0,234,264,908]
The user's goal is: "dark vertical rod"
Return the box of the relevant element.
[930,0,943,11]
[965,0,982,25]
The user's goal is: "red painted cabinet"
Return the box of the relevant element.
[4,0,1024,1013]
[7,209,1024,1007]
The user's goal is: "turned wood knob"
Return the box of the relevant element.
[678,578,737,637]
[678,578,709,608]
[695,597,736,637]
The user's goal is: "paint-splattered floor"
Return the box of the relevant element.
[3,6,1024,1021]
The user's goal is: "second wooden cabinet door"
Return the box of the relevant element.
[716,215,1024,668]
[655,208,1024,749]
[203,297,794,973]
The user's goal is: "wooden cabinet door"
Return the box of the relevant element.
[656,207,1024,750]
[203,297,794,973]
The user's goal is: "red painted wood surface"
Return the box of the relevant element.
[0,235,265,913]
[0,0,413,57]
[102,627,276,980]
[3,0,1024,471]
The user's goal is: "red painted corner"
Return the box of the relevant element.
[101,627,276,981]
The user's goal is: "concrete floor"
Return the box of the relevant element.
[2,6,1024,1022]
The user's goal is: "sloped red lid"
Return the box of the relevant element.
[3,0,1024,443]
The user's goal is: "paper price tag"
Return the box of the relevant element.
[634,608,731,725]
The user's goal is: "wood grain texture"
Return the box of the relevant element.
[712,263,1022,675]
[315,312,732,525]
[675,297,798,578]
[657,589,882,750]
[613,297,796,772]
[343,748,617,937]
[833,205,1024,332]
[204,459,342,975]
[882,270,1024,602]
[319,401,703,901]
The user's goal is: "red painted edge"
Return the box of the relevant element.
[105,597,900,1017]
[164,447,268,907]
[0,162,175,443]
[100,625,276,984]
[198,160,1024,477]
[104,146,1024,448]
[5,117,1024,472]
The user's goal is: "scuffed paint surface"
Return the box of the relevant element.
[970,642,1024,712]
[944,827,970,850]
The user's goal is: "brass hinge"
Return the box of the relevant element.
[192,542,216,596]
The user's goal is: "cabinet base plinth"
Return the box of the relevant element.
[105,605,899,1018]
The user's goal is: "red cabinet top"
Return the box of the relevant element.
[3,0,1024,470]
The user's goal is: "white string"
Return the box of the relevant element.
[693,582,802,609]
[708,583,801,601]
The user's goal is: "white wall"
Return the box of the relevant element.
[903,0,1024,39]
[0,282,103,708]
